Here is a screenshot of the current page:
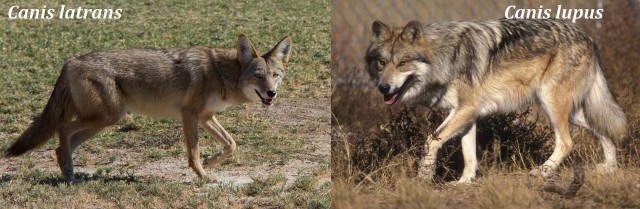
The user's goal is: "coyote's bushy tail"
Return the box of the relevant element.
[5,69,74,157]
[583,66,629,146]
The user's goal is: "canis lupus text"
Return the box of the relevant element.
[5,34,292,183]
[365,19,628,183]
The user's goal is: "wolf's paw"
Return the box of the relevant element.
[529,165,554,178]
[446,178,475,186]
[454,175,475,184]
[595,163,617,174]
[416,173,434,183]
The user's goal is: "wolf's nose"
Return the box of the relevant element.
[267,90,277,98]
[379,84,390,94]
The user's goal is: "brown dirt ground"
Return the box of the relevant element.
[0,96,330,188]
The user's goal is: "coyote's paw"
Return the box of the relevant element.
[65,178,86,184]
[595,163,617,174]
[204,175,220,182]
[529,165,554,178]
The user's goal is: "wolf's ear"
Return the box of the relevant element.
[269,36,292,65]
[400,21,423,43]
[372,20,392,42]
[237,34,259,66]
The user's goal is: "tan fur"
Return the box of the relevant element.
[6,34,293,183]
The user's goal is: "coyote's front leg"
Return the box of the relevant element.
[182,110,216,181]
[199,114,237,170]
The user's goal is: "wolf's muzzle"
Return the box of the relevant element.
[379,83,391,94]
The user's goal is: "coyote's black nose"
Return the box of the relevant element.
[267,90,277,98]
[379,84,390,94]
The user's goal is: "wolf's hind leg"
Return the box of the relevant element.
[199,115,237,170]
[595,135,618,173]
[531,91,573,178]
[570,108,618,173]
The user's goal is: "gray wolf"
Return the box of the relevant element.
[5,34,292,183]
[365,19,628,183]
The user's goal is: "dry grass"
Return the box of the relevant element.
[332,1,640,208]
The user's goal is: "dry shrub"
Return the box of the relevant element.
[346,108,436,183]
[333,105,556,185]
[474,109,552,172]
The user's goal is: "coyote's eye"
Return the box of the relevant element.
[377,59,386,66]
[254,74,263,79]
[398,61,407,67]
[273,73,279,78]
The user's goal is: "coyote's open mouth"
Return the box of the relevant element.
[255,90,273,106]
[383,75,414,106]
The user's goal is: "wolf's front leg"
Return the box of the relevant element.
[199,115,237,169]
[418,108,477,182]
[418,135,441,181]
[457,123,477,183]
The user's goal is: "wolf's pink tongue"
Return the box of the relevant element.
[384,94,398,105]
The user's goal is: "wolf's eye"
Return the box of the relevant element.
[272,73,279,78]
[398,61,407,66]
[377,59,386,66]
[254,74,263,79]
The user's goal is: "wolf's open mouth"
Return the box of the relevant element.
[255,90,273,106]
[383,75,414,106]
[384,94,398,105]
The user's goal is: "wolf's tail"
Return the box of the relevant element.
[5,68,74,157]
[583,66,629,146]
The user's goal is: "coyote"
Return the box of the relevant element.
[365,19,628,183]
[5,34,292,183]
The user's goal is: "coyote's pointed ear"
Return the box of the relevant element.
[269,36,292,65]
[372,20,392,42]
[400,21,424,43]
[237,34,259,66]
